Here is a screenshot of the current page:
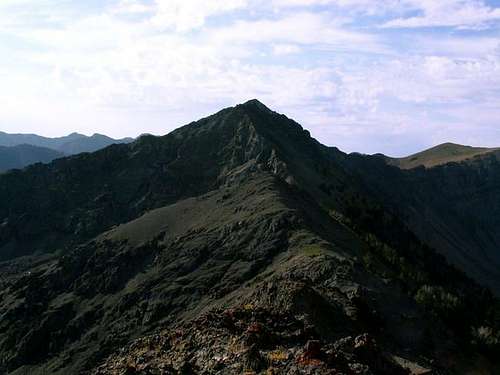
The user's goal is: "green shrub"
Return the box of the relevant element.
[471,326,499,346]
[471,326,500,357]
[415,285,461,316]
[301,244,325,257]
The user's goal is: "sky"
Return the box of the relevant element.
[1,0,500,156]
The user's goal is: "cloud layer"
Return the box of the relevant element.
[0,0,499,155]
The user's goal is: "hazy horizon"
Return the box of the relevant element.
[1,0,500,156]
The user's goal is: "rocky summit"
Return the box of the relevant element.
[0,100,499,374]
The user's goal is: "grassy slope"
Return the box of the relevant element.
[386,143,499,169]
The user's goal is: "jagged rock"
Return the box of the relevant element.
[303,340,322,360]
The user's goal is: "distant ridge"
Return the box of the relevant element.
[0,131,134,155]
[57,133,134,155]
[0,131,134,172]
[384,142,499,169]
[0,144,63,172]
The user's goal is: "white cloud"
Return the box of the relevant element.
[272,0,500,29]
[272,44,302,55]
[414,35,500,58]
[150,0,247,32]
[208,12,386,53]
[383,0,500,29]
[331,54,500,111]
[112,0,152,14]
[271,0,402,14]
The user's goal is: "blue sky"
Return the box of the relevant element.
[1,0,500,155]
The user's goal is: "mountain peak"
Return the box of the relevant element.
[90,133,111,139]
[432,142,479,151]
[238,98,274,114]
[67,132,85,138]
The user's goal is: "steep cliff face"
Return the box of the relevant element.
[0,101,498,375]
[344,150,500,294]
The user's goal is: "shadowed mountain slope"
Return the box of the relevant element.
[345,147,500,294]
[0,144,63,172]
[384,142,499,169]
[0,101,351,262]
[0,101,499,374]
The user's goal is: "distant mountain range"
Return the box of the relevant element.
[0,132,134,171]
[0,102,499,374]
